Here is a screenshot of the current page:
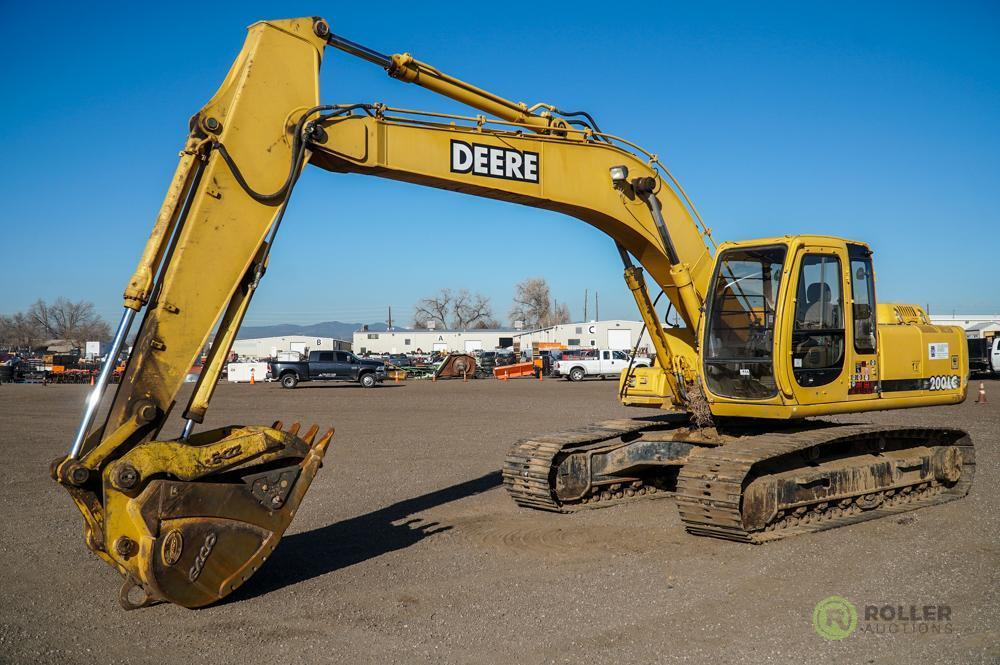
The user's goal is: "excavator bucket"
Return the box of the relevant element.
[57,422,333,609]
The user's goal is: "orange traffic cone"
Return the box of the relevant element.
[976,382,987,404]
[90,373,95,386]
[250,368,255,385]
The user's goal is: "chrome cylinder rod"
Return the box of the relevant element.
[325,32,391,69]
[180,418,195,441]
[68,308,136,458]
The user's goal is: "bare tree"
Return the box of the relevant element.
[25,298,111,349]
[509,278,571,329]
[0,312,45,351]
[413,289,453,329]
[472,316,501,329]
[452,289,498,329]
[414,288,498,329]
[27,299,53,338]
[550,301,571,327]
[509,277,572,328]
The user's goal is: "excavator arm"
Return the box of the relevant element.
[53,17,716,608]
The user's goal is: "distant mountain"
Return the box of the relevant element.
[236,321,393,341]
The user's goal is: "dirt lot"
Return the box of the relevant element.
[1,377,997,664]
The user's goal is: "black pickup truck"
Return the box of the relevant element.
[270,350,386,389]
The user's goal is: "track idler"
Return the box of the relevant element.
[54,421,333,609]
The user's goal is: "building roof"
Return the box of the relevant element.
[361,328,520,334]
[929,314,1000,322]
[234,334,351,343]
[359,321,645,336]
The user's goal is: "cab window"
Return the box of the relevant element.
[335,351,350,363]
[317,352,334,362]
[792,254,844,386]
[612,351,628,360]
[703,246,786,399]
[848,245,877,354]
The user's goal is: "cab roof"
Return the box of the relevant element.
[717,235,871,252]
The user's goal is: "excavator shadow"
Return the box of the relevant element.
[227,471,502,603]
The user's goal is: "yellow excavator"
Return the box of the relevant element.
[52,17,974,609]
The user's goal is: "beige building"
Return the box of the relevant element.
[512,320,653,353]
[929,314,1000,340]
[355,328,518,355]
[353,320,655,355]
[231,335,351,360]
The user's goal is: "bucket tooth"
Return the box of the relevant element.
[287,422,301,437]
[301,424,319,445]
[271,420,284,431]
[314,427,335,455]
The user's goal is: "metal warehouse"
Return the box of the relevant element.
[355,328,519,355]
[512,320,654,353]
[231,335,352,360]
[929,314,1000,339]
[354,320,653,354]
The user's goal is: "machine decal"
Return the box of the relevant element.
[928,375,961,391]
[882,375,960,393]
[162,530,184,566]
[188,532,218,582]
[208,445,242,466]
[928,342,949,360]
[451,140,539,183]
[848,359,876,395]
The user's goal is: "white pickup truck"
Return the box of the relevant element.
[555,349,651,382]
[968,337,1000,376]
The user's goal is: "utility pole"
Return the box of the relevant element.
[387,305,393,330]
[583,289,588,321]
[595,291,600,322]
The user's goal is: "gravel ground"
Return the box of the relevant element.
[1,377,997,664]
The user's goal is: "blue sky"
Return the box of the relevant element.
[1,1,997,327]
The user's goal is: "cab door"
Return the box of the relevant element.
[312,351,336,378]
[844,244,880,403]
[332,351,353,379]
[784,245,851,405]
[611,350,630,374]
[600,350,612,374]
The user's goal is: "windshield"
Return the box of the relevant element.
[703,246,786,399]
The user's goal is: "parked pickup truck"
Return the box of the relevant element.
[554,349,651,382]
[968,337,1000,376]
[270,350,386,389]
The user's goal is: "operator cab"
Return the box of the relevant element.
[702,236,877,402]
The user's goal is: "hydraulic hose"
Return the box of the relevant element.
[209,104,369,206]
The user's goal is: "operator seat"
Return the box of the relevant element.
[801,282,837,329]
[795,282,842,370]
